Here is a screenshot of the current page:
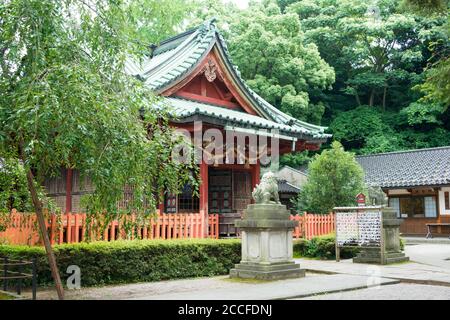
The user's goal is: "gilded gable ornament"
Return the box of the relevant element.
[203,60,217,82]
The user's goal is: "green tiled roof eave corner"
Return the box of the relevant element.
[213,29,330,140]
[141,21,217,92]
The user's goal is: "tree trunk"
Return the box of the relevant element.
[382,86,387,112]
[369,89,375,107]
[355,93,361,106]
[19,141,65,300]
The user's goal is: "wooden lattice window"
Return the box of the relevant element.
[178,184,199,212]
[445,192,450,210]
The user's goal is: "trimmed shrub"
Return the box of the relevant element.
[293,234,359,260]
[0,239,241,287]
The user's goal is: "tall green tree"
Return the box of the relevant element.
[295,141,366,214]
[0,0,194,299]
[226,1,335,123]
[281,0,449,154]
[403,0,450,111]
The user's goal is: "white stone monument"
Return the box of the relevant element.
[229,172,305,280]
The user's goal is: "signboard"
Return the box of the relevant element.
[356,193,366,207]
[335,208,382,247]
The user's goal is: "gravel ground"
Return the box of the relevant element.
[298,283,450,300]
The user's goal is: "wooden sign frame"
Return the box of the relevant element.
[334,206,385,264]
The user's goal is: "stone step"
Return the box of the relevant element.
[353,254,409,265]
[385,256,410,264]
[230,267,305,280]
[233,262,300,272]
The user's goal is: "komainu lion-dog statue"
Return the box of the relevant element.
[252,172,280,204]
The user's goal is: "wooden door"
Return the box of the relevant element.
[209,169,233,213]
[233,171,252,212]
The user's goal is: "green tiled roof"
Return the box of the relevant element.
[128,19,331,141]
[166,97,327,139]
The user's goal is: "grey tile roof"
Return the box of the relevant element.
[277,179,301,194]
[356,146,450,188]
[126,19,331,142]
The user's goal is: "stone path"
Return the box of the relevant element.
[29,273,398,300]
[297,283,450,300]
[296,244,450,286]
[404,243,450,269]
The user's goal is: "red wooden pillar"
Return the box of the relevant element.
[65,168,73,213]
[199,160,209,237]
[251,161,261,190]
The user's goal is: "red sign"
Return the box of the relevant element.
[356,193,366,207]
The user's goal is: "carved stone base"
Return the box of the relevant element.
[230,262,305,280]
[353,247,410,265]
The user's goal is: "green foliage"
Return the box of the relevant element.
[293,234,359,259]
[0,0,196,229]
[280,150,313,168]
[196,0,449,154]
[0,159,33,212]
[295,141,366,214]
[0,239,241,287]
[126,0,194,46]
[330,106,394,151]
[401,101,445,125]
[224,1,335,123]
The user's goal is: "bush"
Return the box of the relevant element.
[0,239,241,287]
[293,234,359,260]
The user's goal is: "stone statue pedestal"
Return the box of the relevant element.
[353,207,409,265]
[229,203,305,280]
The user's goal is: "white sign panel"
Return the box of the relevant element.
[336,210,382,246]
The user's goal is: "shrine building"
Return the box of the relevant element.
[44,20,330,236]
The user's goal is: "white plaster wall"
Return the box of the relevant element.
[438,187,450,216]
[276,167,308,187]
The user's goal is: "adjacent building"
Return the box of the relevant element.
[356,146,450,236]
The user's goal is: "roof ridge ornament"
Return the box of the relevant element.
[197,18,217,39]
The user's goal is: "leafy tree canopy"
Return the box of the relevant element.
[0,0,195,217]
[294,141,366,214]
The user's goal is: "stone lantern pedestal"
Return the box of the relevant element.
[229,203,305,280]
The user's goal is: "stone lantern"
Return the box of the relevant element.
[229,172,305,280]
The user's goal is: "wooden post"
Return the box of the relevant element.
[65,168,73,214]
[74,214,79,243]
[199,160,209,237]
[335,212,340,262]
[380,209,385,265]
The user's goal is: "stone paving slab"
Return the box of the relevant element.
[28,273,398,300]
[404,237,450,245]
[296,283,450,300]
[125,274,398,300]
[295,257,450,285]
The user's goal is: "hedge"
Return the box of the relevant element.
[294,234,406,260]
[0,239,241,287]
[293,234,360,260]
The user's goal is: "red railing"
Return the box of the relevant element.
[0,209,219,245]
[0,210,334,245]
[290,213,335,240]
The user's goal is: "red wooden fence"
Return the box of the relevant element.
[290,213,335,240]
[0,209,219,246]
[0,210,334,245]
